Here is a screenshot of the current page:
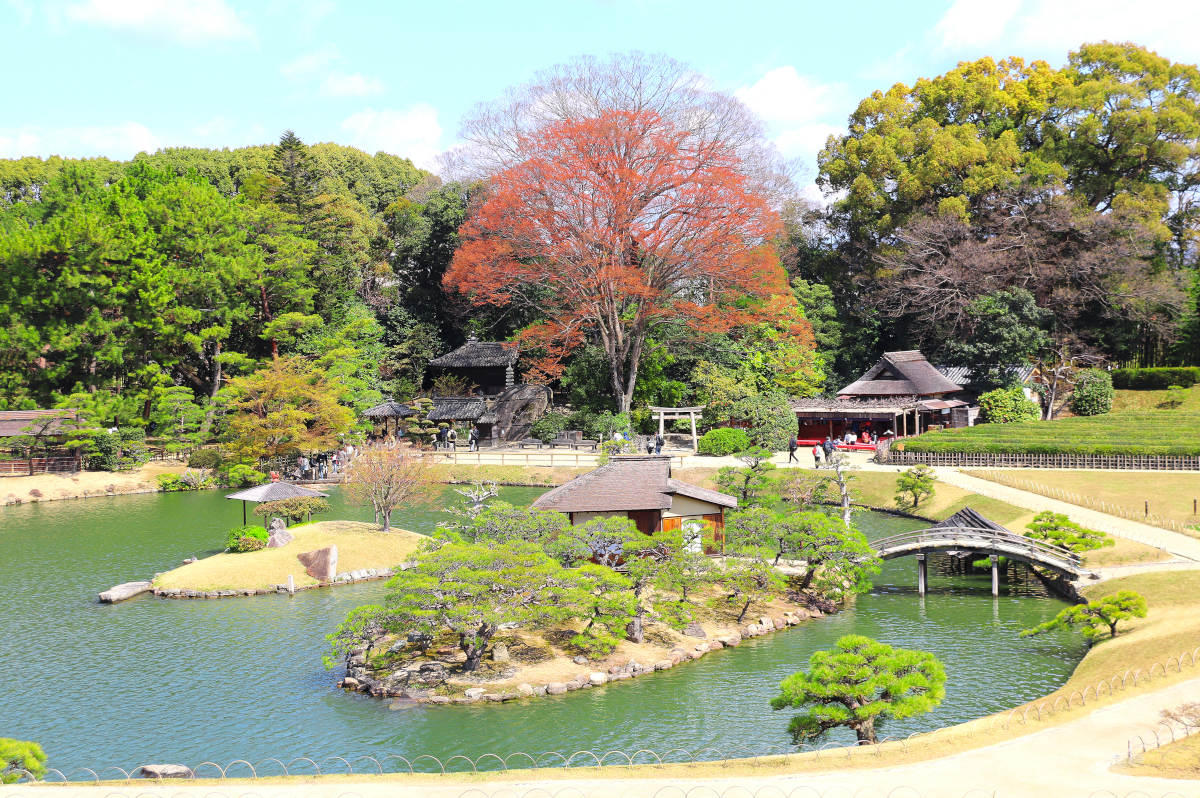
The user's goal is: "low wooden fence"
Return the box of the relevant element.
[438,450,688,469]
[0,455,80,477]
[884,450,1200,471]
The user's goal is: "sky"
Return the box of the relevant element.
[4,0,1200,198]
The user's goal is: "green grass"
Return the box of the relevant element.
[903,411,1200,456]
[1112,385,1200,412]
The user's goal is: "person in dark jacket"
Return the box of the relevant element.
[787,436,799,463]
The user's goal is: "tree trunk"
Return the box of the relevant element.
[625,614,644,644]
[199,340,223,438]
[460,623,495,671]
[381,508,392,532]
[853,719,877,744]
[259,284,278,358]
[736,598,752,623]
[797,567,816,593]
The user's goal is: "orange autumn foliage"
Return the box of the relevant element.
[444,108,789,410]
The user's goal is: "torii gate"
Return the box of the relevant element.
[649,405,705,452]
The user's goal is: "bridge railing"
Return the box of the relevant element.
[872,526,1083,570]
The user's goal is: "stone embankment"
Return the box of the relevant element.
[341,610,815,705]
[152,565,401,599]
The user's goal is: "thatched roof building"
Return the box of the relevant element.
[428,336,518,395]
[838,351,961,399]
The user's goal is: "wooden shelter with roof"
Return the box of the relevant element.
[531,454,737,546]
[427,335,519,396]
[0,409,82,476]
[362,400,415,438]
[793,351,969,441]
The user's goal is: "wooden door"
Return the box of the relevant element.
[627,510,661,535]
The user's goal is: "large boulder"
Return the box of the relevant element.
[266,518,292,548]
[491,643,510,663]
[411,662,449,686]
[297,545,337,581]
[138,764,193,779]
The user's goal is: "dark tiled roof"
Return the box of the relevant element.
[429,339,518,369]
[363,400,416,419]
[839,351,961,398]
[935,364,1036,386]
[0,409,76,438]
[532,455,737,513]
[427,397,487,421]
[931,507,1009,535]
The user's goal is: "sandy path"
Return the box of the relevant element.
[10,677,1199,798]
[1,461,185,505]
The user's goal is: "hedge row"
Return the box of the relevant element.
[902,411,1200,456]
[1111,367,1200,389]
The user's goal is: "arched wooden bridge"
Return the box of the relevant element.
[871,508,1086,595]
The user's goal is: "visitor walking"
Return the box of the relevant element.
[822,436,835,459]
[654,433,664,454]
[787,436,799,463]
[296,454,310,481]
[446,427,458,452]
[812,444,823,466]
[468,426,479,451]
[331,451,340,476]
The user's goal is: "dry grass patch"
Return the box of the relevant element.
[1082,536,1171,568]
[1118,734,1200,779]
[1113,385,1200,412]
[154,520,425,592]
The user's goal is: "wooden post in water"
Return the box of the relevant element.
[916,553,927,596]
[990,555,1000,597]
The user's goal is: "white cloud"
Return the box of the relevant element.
[340,105,443,170]
[933,0,1021,51]
[64,0,253,43]
[281,44,341,79]
[320,72,385,97]
[735,66,840,126]
[0,122,161,159]
[775,123,843,161]
[931,0,1200,63]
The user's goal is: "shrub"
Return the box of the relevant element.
[698,427,751,456]
[225,524,268,552]
[221,463,267,487]
[978,386,1040,423]
[530,412,569,443]
[1025,511,1113,552]
[894,465,935,510]
[254,496,330,523]
[1112,367,1200,389]
[728,393,795,451]
[1,738,46,784]
[84,427,150,471]
[1070,369,1113,416]
[187,448,225,469]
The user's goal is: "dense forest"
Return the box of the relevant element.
[0,41,1197,455]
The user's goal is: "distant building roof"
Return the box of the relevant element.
[931,507,1009,535]
[935,364,1036,387]
[429,336,518,369]
[0,409,77,438]
[531,455,737,514]
[839,351,961,398]
[427,397,487,421]
[363,400,416,419]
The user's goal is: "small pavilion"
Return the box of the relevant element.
[226,481,329,526]
[363,400,416,438]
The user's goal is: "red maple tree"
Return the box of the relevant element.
[444,108,789,412]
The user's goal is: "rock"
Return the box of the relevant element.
[694,642,710,653]
[138,764,193,779]
[516,683,534,696]
[412,662,449,686]
[491,643,510,663]
[99,581,153,603]
[402,688,430,700]
[484,693,506,702]
[533,685,548,696]
[759,616,773,629]
[347,653,366,667]
[653,659,673,671]
[589,672,608,686]
[266,518,293,548]
[611,672,632,680]
[427,695,451,704]
[609,664,625,675]
[745,624,759,637]
[546,682,567,695]
[182,557,197,565]
[341,677,360,689]
[627,660,643,674]
[463,687,486,700]
[572,655,588,665]
[709,639,723,649]
[296,545,338,581]
[682,622,707,638]
[773,617,786,630]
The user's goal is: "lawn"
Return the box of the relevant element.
[902,410,1200,455]
[1119,734,1200,779]
[153,520,425,592]
[1112,385,1200,412]
[968,469,1200,531]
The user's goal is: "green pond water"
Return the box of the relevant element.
[0,487,1086,774]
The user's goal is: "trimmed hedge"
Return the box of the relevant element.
[1112,367,1200,390]
[698,427,751,456]
[903,411,1200,456]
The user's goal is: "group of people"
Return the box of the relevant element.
[786,427,891,464]
[279,443,358,482]
[434,425,481,452]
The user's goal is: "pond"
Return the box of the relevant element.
[0,487,1086,774]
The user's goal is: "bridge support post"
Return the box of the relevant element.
[990,554,999,597]
[916,553,927,596]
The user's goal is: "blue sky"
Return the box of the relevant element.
[3,0,1199,195]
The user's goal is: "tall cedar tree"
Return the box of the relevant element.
[445,55,798,412]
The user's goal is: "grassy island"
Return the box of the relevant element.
[153,521,425,593]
